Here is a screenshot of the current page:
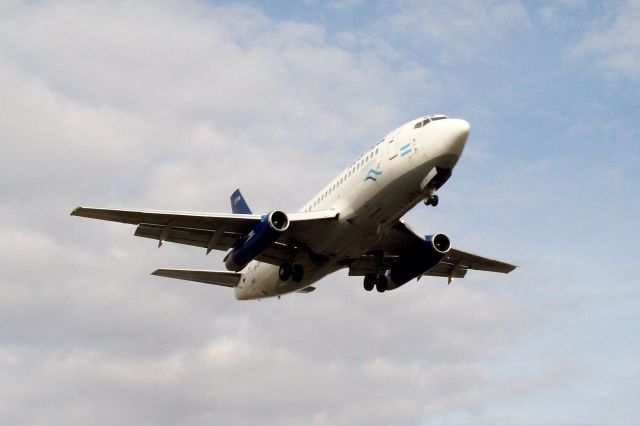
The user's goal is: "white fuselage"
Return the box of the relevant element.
[234,116,470,300]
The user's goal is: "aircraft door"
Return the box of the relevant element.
[387,135,398,160]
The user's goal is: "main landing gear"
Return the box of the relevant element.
[363,273,388,293]
[279,262,304,282]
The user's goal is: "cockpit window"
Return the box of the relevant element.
[415,115,448,129]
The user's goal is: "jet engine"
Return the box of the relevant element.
[224,211,289,271]
[387,234,451,289]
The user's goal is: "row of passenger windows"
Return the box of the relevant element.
[414,115,447,129]
[306,145,381,210]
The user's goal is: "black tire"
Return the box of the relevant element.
[363,274,375,291]
[279,263,292,281]
[292,263,304,282]
[376,275,388,293]
[431,195,439,206]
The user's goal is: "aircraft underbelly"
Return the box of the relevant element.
[235,255,341,300]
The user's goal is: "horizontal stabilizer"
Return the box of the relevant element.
[151,269,240,287]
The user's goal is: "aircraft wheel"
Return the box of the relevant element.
[363,274,375,291]
[376,275,388,293]
[279,263,292,281]
[431,195,439,207]
[292,263,304,282]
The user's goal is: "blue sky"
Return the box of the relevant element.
[1,1,639,425]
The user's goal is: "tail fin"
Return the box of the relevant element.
[230,189,252,214]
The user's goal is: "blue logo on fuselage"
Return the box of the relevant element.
[365,168,383,181]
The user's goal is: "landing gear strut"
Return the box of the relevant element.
[279,263,304,282]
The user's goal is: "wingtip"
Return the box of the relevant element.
[70,207,82,216]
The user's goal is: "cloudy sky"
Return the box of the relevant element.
[1,0,639,424]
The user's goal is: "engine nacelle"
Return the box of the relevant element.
[224,210,289,271]
[387,233,451,289]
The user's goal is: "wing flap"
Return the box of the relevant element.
[151,269,240,287]
[134,224,292,265]
[134,224,239,250]
[423,262,467,279]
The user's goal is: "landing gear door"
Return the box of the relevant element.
[387,134,398,160]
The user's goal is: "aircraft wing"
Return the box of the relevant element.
[71,207,339,264]
[348,219,516,280]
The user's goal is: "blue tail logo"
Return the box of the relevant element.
[365,168,383,182]
[230,189,252,214]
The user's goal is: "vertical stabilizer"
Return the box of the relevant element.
[230,189,252,214]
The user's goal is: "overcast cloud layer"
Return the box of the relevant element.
[1,1,639,425]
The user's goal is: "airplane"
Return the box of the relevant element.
[71,114,516,300]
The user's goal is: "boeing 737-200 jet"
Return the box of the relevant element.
[72,114,515,300]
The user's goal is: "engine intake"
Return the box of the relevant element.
[388,233,451,289]
[224,211,289,271]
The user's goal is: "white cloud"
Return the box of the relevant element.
[573,0,640,80]
[0,0,430,215]
[385,0,531,61]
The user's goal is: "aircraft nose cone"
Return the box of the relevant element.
[447,119,470,156]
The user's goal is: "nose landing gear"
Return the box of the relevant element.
[422,167,451,207]
[424,185,439,206]
[424,194,439,206]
